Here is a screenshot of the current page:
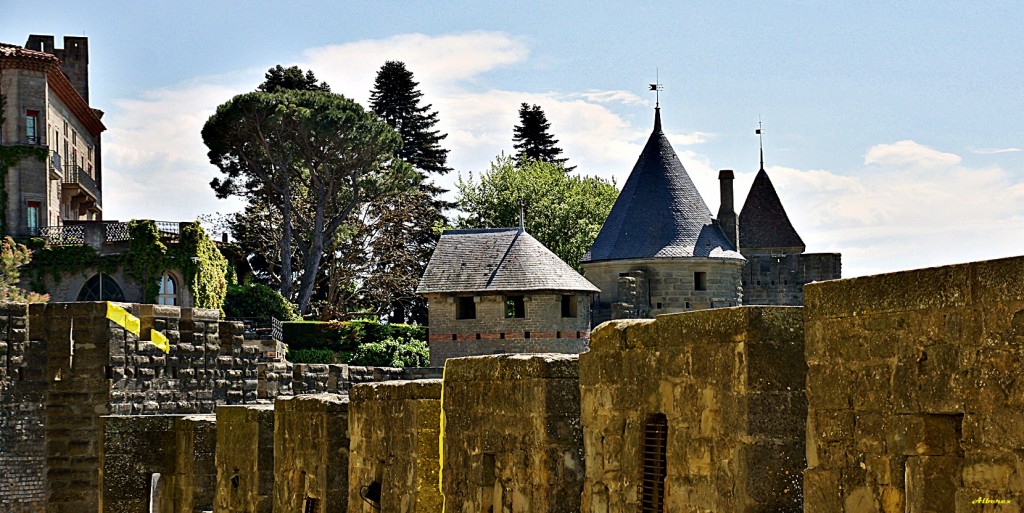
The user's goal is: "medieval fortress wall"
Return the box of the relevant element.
[2,254,1024,512]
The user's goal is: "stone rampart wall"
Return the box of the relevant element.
[580,307,806,513]
[440,354,583,513]
[348,379,443,513]
[0,302,46,512]
[273,394,350,513]
[804,255,1024,512]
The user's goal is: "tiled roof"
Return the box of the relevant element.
[0,43,58,62]
[417,228,599,294]
[739,168,805,250]
[582,108,743,263]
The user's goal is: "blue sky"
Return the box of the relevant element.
[3,1,1022,277]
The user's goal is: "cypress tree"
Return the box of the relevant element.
[512,103,571,169]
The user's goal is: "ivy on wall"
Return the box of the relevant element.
[27,220,230,310]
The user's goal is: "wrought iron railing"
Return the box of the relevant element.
[62,165,102,207]
[40,225,85,245]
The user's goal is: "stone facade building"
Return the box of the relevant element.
[582,108,745,324]
[0,35,105,236]
[417,227,599,366]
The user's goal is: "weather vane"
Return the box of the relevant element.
[649,68,663,107]
[756,117,765,171]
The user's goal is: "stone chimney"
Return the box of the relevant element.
[717,169,739,251]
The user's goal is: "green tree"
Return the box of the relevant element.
[455,157,618,271]
[363,61,451,323]
[203,88,416,315]
[0,236,48,303]
[513,103,571,169]
[258,65,331,93]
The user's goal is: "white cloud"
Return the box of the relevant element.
[970,147,1022,155]
[864,140,961,169]
[747,143,1024,277]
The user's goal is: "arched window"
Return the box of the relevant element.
[77,274,126,302]
[157,273,177,306]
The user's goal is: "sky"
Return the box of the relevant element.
[2,1,1022,278]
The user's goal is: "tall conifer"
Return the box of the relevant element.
[512,103,571,169]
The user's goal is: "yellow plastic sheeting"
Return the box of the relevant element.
[149,329,170,353]
[105,302,140,336]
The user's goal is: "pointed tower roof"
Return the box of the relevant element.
[582,108,742,263]
[739,168,806,250]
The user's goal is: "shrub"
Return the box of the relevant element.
[347,337,429,368]
[282,319,425,351]
[286,347,334,364]
[223,283,297,323]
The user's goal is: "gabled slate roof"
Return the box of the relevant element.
[416,228,599,294]
[582,108,742,263]
[739,168,805,250]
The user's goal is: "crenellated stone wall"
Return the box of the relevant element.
[440,353,584,513]
[273,394,350,513]
[0,302,46,512]
[348,379,443,513]
[580,307,806,513]
[803,255,1024,512]
[741,250,842,306]
[214,404,275,513]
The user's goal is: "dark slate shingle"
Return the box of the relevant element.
[416,228,599,294]
[582,108,743,263]
[739,168,805,250]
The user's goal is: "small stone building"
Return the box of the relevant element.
[417,227,599,367]
[738,166,841,305]
[581,108,746,324]
[580,307,806,513]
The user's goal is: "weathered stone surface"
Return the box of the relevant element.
[273,394,349,513]
[348,379,442,513]
[581,306,805,513]
[440,354,583,513]
[803,255,1024,513]
[215,404,275,513]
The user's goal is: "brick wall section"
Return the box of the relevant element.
[742,251,841,306]
[803,255,1024,513]
[100,414,217,513]
[348,379,443,513]
[425,292,592,365]
[273,394,350,513]
[580,307,806,513]
[0,302,46,512]
[214,405,275,513]
[441,354,583,513]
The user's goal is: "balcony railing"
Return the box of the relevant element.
[62,165,102,208]
[42,221,185,247]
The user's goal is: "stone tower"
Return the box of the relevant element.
[581,107,745,324]
[738,163,841,305]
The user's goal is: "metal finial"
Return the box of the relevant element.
[519,200,525,232]
[756,117,765,171]
[648,68,663,108]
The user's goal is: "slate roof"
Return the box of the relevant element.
[582,108,743,263]
[416,228,599,294]
[739,168,805,250]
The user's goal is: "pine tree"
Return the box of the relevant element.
[365,61,451,323]
[258,65,331,93]
[369,61,450,177]
[512,103,571,169]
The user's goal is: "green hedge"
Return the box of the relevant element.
[223,283,297,323]
[282,319,428,367]
[282,320,426,351]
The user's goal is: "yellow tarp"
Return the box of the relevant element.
[105,302,169,353]
[149,329,170,353]
[105,302,140,336]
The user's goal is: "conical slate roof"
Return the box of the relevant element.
[417,228,599,294]
[739,168,805,250]
[582,108,742,263]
